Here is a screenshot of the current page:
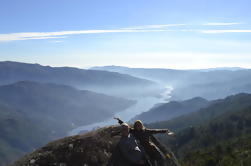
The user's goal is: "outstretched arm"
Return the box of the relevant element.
[146,128,170,135]
[114,117,124,125]
[114,117,135,133]
[146,128,175,136]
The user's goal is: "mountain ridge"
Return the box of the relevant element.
[0,61,160,98]
[131,97,209,123]
[0,81,135,166]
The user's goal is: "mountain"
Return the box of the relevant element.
[92,66,251,100]
[0,81,135,165]
[0,61,160,98]
[9,126,179,166]
[0,81,135,133]
[148,93,251,131]
[91,66,191,84]
[131,97,209,123]
[92,66,246,72]
[146,93,251,165]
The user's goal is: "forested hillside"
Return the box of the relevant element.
[148,93,251,166]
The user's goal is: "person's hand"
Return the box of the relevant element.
[114,117,120,121]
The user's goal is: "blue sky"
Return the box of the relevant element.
[1,0,251,69]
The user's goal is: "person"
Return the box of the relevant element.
[115,118,174,166]
[118,123,148,166]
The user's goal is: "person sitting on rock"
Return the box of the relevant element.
[118,123,148,166]
[115,118,174,166]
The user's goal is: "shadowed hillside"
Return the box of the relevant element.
[148,93,251,131]
[147,93,251,166]
[0,81,135,132]
[162,106,251,166]
[0,81,135,166]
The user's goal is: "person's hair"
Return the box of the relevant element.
[134,120,144,129]
[121,122,129,129]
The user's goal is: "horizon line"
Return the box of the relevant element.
[1,60,250,71]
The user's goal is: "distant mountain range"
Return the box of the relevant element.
[92,65,246,71]
[0,81,135,165]
[0,61,160,98]
[131,97,210,123]
[198,67,245,71]
[92,66,251,100]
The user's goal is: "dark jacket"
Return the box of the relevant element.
[117,119,168,155]
[118,134,144,164]
[129,128,167,154]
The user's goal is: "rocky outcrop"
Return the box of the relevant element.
[10,126,179,166]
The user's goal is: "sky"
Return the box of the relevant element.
[1,0,251,69]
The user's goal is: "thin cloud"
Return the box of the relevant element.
[202,22,242,26]
[201,29,251,34]
[1,23,249,42]
[0,28,167,42]
[123,24,186,30]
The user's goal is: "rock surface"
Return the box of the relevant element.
[9,126,179,166]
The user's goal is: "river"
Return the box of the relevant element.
[68,85,172,136]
